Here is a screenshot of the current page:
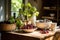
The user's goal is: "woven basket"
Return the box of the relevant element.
[0,23,16,31]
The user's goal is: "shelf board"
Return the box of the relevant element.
[42,16,57,21]
[43,7,56,11]
[43,9,56,11]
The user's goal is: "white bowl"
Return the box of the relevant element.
[50,14,55,17]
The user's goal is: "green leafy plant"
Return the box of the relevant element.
[15,18,24,27]
[20,3,39,20]
[8,17,15,24]
[8,17,24,29]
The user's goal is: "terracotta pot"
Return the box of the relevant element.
[0,23,16,31]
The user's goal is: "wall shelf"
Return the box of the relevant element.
[42,0,60,24]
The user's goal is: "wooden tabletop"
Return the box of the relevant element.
[8,31,55,39]
[2,28,60,40]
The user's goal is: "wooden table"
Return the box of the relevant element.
[1,31,55,40]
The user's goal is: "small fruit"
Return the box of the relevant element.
[21,24,36,29]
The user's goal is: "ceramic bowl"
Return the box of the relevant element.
[36,22,48,29]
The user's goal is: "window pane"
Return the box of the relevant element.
[0,0,5,22]
[11,0,22,17]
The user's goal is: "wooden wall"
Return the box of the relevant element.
[28,0,43,19]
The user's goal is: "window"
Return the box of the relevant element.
[11,0,23,17]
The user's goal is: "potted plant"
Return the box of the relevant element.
[19,3,39,25]
[0,17,16,31]
[18,3,39,32]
